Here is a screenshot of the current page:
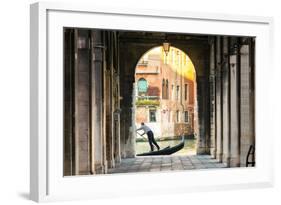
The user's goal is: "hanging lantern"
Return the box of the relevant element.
[163,41,170,56]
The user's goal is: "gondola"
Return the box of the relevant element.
[136,137,185,156]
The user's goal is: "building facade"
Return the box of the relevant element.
[135,47,197,139]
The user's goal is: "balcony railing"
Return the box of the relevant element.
[136,96,160,100]
[135,96,160,106]
[137,60,148,66]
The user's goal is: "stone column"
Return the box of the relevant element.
[209,37,216,157]
[240,41,255,166]
[90,30,105,174]
[74,29,91,175]
[73,29,80,175]
[119,42,137,158]
[113,32,121,164]
[195,49,210,155]
[113,74,121,164]
[196,74,210,154]
[103,32,115,170]
[102,31,108,173]
[105,68,113,168]
[222,37,230,166]
[229,39,240,167]
[215,37,223,162]
[64,29,77,176]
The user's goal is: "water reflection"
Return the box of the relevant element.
[136,138,197,155]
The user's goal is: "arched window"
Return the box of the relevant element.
[162,79,166,99]
[176,110,180,122]
[137,78,148,94]
[176,85,180,101]
[184,83,188,101]
[166,79,169,99]
[184,111,189,123]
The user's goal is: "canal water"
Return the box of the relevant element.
[136,138,197,156]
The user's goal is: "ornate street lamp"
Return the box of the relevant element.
[163,41,170,56]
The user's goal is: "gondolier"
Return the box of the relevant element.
[136,122,160,152]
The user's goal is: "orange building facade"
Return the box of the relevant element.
[134,47,197,139]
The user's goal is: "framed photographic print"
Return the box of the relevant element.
[30,2,274,202]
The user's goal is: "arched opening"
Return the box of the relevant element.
[134,46,198,156]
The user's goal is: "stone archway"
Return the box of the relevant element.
[118,32,211,158]
[63,28,255,175]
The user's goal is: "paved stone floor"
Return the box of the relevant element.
[108,154,227,174]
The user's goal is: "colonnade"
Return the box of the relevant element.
[64,29,121,175]
[63,29,255,176]
[209,36,255,167]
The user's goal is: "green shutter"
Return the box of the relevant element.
[138,79,148,92]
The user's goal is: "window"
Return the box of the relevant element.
[162,79,169,100]
[176,85,180,101]
[184,84,188,101]
[176,110,180,122]
[166,79,169,99]
[184,111,189,123]
[162,79,165,99]
[149,110,156,122]
[137,78,148,94]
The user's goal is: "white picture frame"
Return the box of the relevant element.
[30,2,274,202]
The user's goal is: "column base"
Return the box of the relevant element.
[115,155,121,164]
[223,154,230,167]
[92,163,106,174]
[197,147,210,155]
[210,148,216,158]
[103,160,108,174]
[229,157,240,167]
[107,159,116,168]
[216,153,223,162]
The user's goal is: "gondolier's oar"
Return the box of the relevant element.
[136,131,147,140]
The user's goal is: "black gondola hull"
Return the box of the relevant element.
[136,138,185,156]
